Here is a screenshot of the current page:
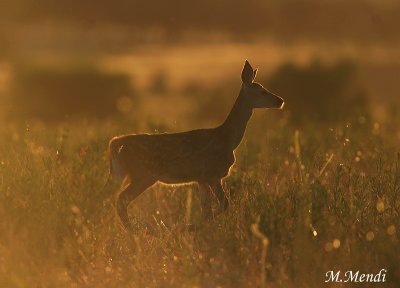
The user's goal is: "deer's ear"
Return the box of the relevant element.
[253,68,258,80]
[241,60,254,86]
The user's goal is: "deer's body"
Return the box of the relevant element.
[108,60,284,231]
[110,127,235,184]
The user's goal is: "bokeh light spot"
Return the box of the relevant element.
[376,201,385,213]
[387,225,396,236]
[366,231,375,241]
[332,239,340,249]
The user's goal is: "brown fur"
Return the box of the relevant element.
[108,60,284,231]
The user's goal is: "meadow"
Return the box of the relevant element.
[1,15,400,284]
[0,81,399,287]
[1,0,400,286]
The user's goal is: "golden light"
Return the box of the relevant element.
[332,239,341,249]
[387,225,396,236]
[366,231,375,241]
[376,201,385,213]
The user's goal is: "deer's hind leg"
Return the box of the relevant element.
[198,182,213,221]
[117,176,155,231]
[209,179,229,214]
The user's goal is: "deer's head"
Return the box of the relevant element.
[241,60,284,109]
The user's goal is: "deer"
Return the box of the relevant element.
[108,60,284,232]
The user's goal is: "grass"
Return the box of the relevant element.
[0,114,399,287]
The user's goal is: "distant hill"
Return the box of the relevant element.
[1,0,399,43]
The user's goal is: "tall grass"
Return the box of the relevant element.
[0,115,399,287]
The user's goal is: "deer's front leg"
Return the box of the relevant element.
[198,182,213,221]
[209,179,229,214]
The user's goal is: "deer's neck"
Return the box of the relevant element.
[221,86,253,150]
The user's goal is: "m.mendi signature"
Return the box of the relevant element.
[325,269,387,283]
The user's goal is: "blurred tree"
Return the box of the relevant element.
[267,60,370,125]
[9,64,135,121]
[148,71,169,95]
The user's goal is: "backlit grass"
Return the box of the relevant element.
[0,117,399,287]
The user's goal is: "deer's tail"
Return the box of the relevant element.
[101,142,113,192]
[102,138,125,191]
